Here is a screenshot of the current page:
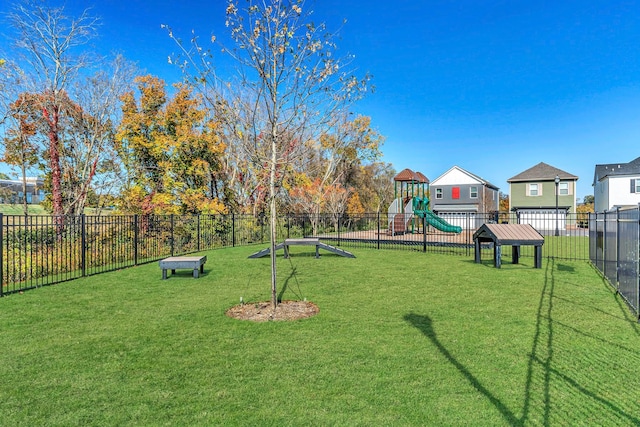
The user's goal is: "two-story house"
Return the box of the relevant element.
[429,166,499,229]
[508,162,578,231]
[593,156,640,212]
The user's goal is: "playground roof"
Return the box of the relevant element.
[394,168,429,183]
[415,171,430,184]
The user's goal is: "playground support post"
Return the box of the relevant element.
[422,215,427,252]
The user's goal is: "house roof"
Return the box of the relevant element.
[593,156,640,185]
[431,165,499,190]
[507,162,578,183]
[394,168,428,183]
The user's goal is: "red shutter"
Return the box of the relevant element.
[452,187,460,199]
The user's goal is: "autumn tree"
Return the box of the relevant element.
[116,75,227,214]
[1,95,39,215]
[499,192,510,223]
[2,1,136,219]
[349,162,395,213]
[5,1,98,218]
[323,183,350,232]
[576,195,594,228]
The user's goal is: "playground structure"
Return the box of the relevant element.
[388,168,462,235]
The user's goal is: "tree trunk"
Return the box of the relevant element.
[42,104,65,234]
[269,133,278,310]
[20,156,28,218]
[43,106,64,216]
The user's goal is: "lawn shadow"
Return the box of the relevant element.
[556,263,575,273]
[278,260,304,302]
[405,258,640,425]
[403,312,523,426]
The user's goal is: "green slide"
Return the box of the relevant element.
[423,210,462,233]
[412,196,462,233]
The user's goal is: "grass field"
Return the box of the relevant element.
[1,246,639,426]
[0,203,50,216]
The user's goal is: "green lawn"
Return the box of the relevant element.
[0,203,50,215]
[1,246,638,426]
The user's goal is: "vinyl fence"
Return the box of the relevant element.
[1,211,591,296]
[589,207,640,317]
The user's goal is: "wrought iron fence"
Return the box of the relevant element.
[1,211,592,296]
[589,207,640,317]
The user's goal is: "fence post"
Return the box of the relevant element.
[616,207,621,288]
[81,214,86,277]
[170,214,175,257]
[232,213,236,247]
[422,214,427,253]
[0,213,3,297]
[134,215,139,266]
[337,215,341,246]
[636,204,640,320]
[377,212,381,250]
[197,215,201,252]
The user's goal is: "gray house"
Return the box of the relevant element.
[429,166,499,229]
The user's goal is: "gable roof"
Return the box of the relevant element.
[431,165,499,190]
[593,156,640,184]
[394,168,429,183]
[507,162,578,183]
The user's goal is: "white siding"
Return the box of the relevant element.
[431,166,481,186]
[594,178,609,212]
[601,176,640,210]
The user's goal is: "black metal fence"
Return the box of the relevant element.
[1,211,592,296]
[589,207,640,317]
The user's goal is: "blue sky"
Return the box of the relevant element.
[2,0,640,201]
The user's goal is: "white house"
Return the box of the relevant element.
[593,157,640,212]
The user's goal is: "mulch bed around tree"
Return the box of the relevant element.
[225,300,319,322]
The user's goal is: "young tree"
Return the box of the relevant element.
[173,0,370,309]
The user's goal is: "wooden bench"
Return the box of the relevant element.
[159,256,207,279]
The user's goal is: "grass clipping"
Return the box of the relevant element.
[226,300,319,322]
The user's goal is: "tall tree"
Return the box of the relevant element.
[6,0,99,218]
[116,75,227,214]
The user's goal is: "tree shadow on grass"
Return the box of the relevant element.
[405,258,640,426]
[403,313,523,426]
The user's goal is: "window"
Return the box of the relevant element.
[632,179,640,194]
[452,187,460,199]
[559,182,569,195]
[435,188,443,199]
[470,186,478,198]
[528,183,539,196]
